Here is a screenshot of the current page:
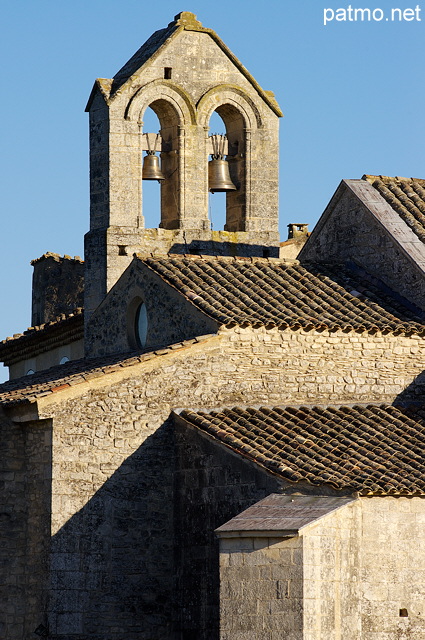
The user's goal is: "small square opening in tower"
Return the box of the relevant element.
[164,67,172,79]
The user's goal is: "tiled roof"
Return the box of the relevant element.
[0,336,214,407]
[174,404,425,496]
[364,175,425,243]
[0,309,84,366]
[141,255,425,335]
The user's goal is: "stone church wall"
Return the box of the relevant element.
[4,325,425,638]
[218,325,425,405]
[355,497,425,639]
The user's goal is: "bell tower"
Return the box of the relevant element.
[84,11,282,317]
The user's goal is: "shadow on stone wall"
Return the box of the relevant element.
[169,240,279,258]
[47,411,329,640]
[393,370,425,406]
[47,413,285,640]
[173,423,287,640]
[0,415,53,639]
[48,420,175,640]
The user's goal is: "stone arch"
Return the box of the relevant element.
[197,85,262,232]
[125,81,196,230]
[196,84,262,130]
[125,80,196,125]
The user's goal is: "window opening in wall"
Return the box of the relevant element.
[142,107,162,229]
[135,302,148,348]
[164,67,172,79]
[26,369,35,375]
[59,356,70,365]
[208,111,227,231]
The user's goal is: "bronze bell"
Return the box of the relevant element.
[208,133,237,193]
[208,158,237,193]
[142,152,165,181]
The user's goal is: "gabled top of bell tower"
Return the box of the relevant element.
[84,11,283,317]
[86,12,282,116]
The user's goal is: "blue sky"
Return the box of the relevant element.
[1,0,424,380]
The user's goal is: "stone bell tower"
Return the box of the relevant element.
[84,11,282,317]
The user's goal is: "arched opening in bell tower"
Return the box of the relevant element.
[141,107,162,228]
[207,104,246,233]
[208,111,227,231]
[141,98,180,230]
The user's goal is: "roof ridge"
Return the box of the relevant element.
[136,253,291,264]
[364,175,425,243]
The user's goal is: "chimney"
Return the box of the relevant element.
[287,223,309,239]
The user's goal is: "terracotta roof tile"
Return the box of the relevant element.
[364,174,425,242]
[0,309,84,366]
[175,404,425,495]
[140,255,425,335]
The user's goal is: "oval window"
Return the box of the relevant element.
[26,369,35,376]
[135,302,148,348]
[59,356,70,365]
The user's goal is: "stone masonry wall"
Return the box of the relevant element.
[219,325,425,405]
[218,536,303,640]
[360,497,425,638]
[0,412,51,639]
[303,497,425,640]
[173,424,289,639]
[302,499,361,640]
[0,411,27,639]
[32,255,84,326]
[5,325,425,638]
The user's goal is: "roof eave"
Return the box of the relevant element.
[215,529,298,538]
[85,78,113,112]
